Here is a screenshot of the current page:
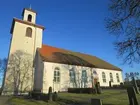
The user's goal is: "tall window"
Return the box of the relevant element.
[110,73,113,82]
[81,70,87,88]
[26,27,32,37]
[27,14,32,22]
[116,73,120,82]
[69,70,76,82]
[102,72,106,83]
[69,69,77,88]
[82,70,87,82]
[54,67,60,82]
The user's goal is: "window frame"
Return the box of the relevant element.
[81,70,87,88]
[69,70,76,83]
[53,67,60,83]
[110,73,114,82]
[81,70,87,83]
[116,73,120,82]
[102,72,106,83]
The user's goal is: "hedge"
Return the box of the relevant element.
[68,88,96,94]
[29,92,48,101]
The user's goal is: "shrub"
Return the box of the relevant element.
[136,80,140,88]
[29,91,48,101]
[122,84,133,88]
[113,85,120,88]
[52,91,58,101]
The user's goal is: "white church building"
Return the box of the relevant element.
[2,8,123,94]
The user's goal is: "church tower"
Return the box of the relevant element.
[10,8,44,56]
[2,8,45,95]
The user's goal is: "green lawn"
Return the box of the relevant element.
[8,89,140,105]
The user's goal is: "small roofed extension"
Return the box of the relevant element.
[34,44,123,93]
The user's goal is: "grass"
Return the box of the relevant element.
[9,97,60,105]
[8,89,140,105]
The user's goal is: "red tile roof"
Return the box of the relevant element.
[38,44,122,71]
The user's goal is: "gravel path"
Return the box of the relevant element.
[0,96,10,105]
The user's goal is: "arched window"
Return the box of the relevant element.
[102,72,106,83]
[82,70,87,82]
[81,70,87,88]
[27,14,32,22]
[110,73,113,82]
[69,69,77,88]
[26,27,32,37]
[54,67,60,82]
[116,73,120,82]
[69,70,76,82]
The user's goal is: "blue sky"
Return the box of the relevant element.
[0,0,139,77]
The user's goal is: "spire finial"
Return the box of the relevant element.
[29,4,32,9]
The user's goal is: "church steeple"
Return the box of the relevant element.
[22,8,37,23]
[2,7,45,95]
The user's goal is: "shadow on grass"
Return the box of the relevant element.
[58,98,117,105]
[58,98,88,105]
[9,94,129,105]
[9,96,47,105]
[103,104,113,105]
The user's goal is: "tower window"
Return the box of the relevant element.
[26,27,32,37]
[27,14,32,22]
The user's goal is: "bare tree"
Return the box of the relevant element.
[3,50,33,95]
[130,72,140,80]
[124,72,140,82]
[106,0,140,65]
[125,73,130,82]
[0,58,7,95]
[0,58,7,84]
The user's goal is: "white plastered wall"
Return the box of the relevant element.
[42,62,123,93]
[95,68,123,87]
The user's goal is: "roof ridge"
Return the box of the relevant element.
[42,44,95,56]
